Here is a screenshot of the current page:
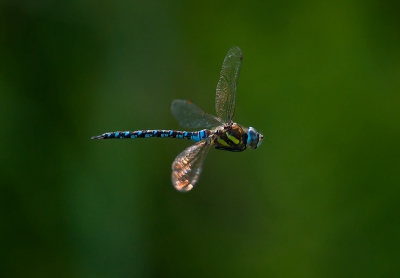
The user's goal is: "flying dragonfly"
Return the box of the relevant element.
[92,46,264,192]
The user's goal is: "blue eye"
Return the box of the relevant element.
[247,127,262,149]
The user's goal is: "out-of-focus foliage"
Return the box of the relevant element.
[1,1,399,277]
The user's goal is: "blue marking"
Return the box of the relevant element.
[145,133,152,138]
[115,132,120,137]
[199,130,205,139]
[137,131,142,136]
[169,131,173,136]
[106,133,111,138]
[124,132,129,137]
[153,131,157,135]
[191,132,200,142]
[184,132,188,137]
[130,135,136,138]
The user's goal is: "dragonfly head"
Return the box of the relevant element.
[247,127,264,150]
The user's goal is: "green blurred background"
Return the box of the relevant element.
[1,1,399,277]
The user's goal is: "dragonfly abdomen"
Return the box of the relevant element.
[91,129,210,141]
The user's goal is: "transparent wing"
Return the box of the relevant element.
[171,99,222,129]
[171,140,212,192]
[215,46,242,123]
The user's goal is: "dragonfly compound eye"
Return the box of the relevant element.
[247,127,261,149]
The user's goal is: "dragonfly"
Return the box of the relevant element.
[92,46,264,192]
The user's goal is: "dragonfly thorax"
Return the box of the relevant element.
[212,123,248,152]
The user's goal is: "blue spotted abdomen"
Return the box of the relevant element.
[91,129,210,142]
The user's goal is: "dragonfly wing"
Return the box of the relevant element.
[171,99,222,129]
[172,140,212,192]
[215,46,242,123]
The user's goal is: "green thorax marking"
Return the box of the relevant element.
[213,123,247,152]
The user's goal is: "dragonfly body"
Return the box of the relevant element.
[92,46,264,192]
[92,121,248,152]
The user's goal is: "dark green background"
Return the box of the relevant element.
[1,1,399,277]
